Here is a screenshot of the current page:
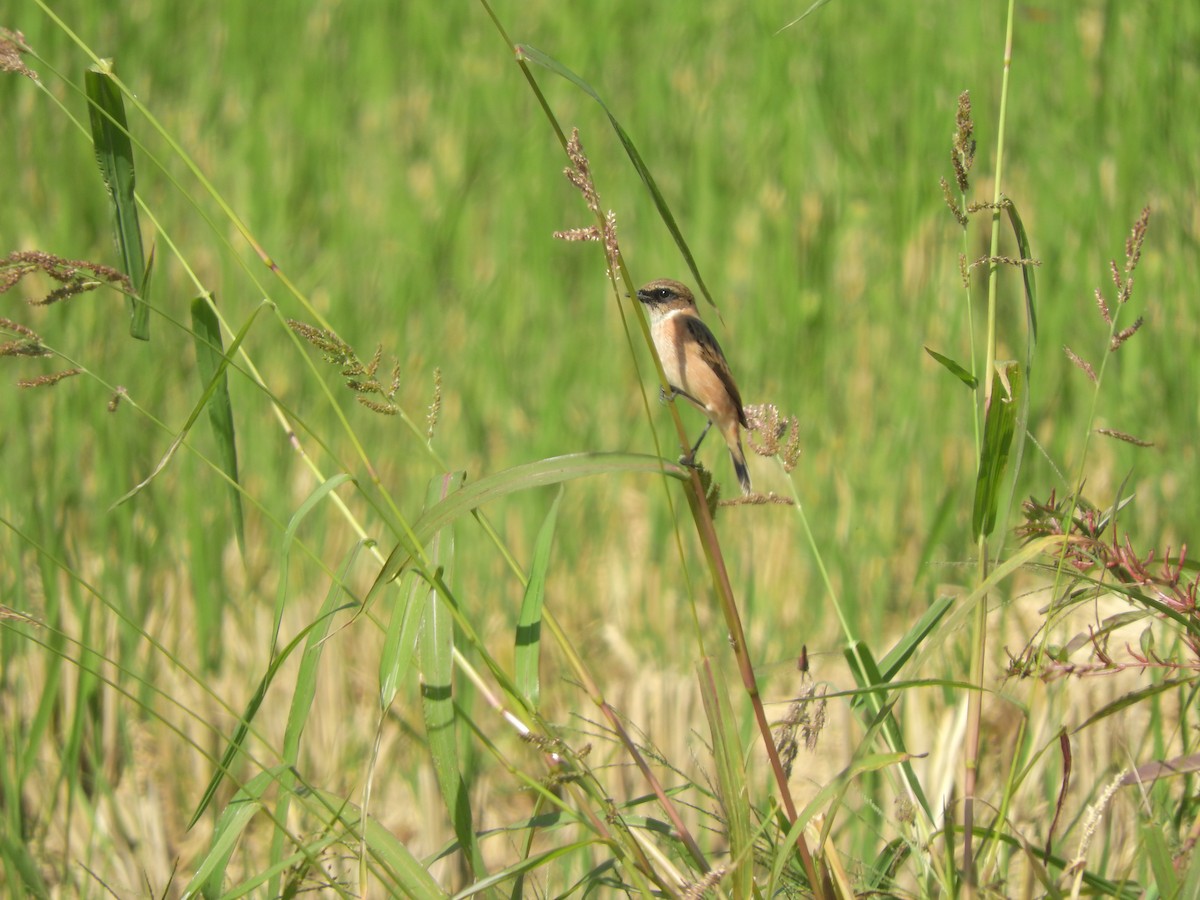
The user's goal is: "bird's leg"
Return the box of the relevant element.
[683,419,714,464]
[659,385,681,405]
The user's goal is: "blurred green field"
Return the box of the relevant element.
[3,0,1199,894]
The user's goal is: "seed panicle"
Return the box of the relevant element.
[555,128,621,277]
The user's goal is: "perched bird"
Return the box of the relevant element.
[635,278,751,494]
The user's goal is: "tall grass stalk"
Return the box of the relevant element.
[964,0,1018,886]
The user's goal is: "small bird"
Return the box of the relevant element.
[636,278,751,494]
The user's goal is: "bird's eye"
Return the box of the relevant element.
[656,288,671,299]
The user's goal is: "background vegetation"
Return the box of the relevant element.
[2,0,1198,896]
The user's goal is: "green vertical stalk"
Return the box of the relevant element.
[964,0,1017,888]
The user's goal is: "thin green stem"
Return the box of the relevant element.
[965,0,1016,889]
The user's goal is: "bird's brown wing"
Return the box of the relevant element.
[683,316,748,428]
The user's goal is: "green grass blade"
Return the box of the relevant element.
[419,472,487,881]
[449,840,597,898]
[515,44,717,310]
[1142,822,1178,897]
[304,790,446,898]
[777,0,838,32]
[274,472,355,652]
[910,536,1067,672]
[268,540,365,898]
[696,658,751,898]
[185,766,283,899]
[972,360,1021,539]
[379,569,427,710]
[875,595,954,681]
[1005,199,1039,344]
[769,751,913,893]
[925,347,978,389]
[190,294,244,557]
[845,641,932,818]
[863,837,910,894]
[0,831,50,899]
[1073,678,1193,734]
[515,487,563,707]
[111,302,266,508]
[186,611,349,831]
[84,61,150,340]
[1179,837,1200,900]
[373,453,684,588]
[988,198,1039,558]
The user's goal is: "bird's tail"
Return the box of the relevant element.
[724,423,752,495]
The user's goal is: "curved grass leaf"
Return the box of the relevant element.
[190,294,244,556]
[515,487,563,707]
[972,360,1021,539]
[111,302,266,509]
[187,489,356,832]
[925,347,978,389]
[0,832,49,899]
[1119,751,1200,786]
[845,640,932,818]
[1074,678,1194,735]
[304,790,447,898]
[185,619,335,831]
[875,594,954,681]
[85,61,150,340]
[274,472,355,650]
[372,452,685,590]
[449,840,597,899]
[1142,823,1178,898]
[987,198,1039,559]
[769,751,913,894]
[268,541,366,898]
[186,766,281,898]
[909,535,1067,672]
[379,568,426,710]
[1005,199,1039,344]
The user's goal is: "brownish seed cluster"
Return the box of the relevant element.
[939,90,976,227]
[17,368,80,388]
[553,128,621,277]
[1063,207,1152,442]
[1,249,130,305]
[107,386,128,412]
[0,316,48,359]
[682,866,727,899]
[1063,345,1097,384]
[773,681,827,780]
[287,319,403,416]
[0,28,37,81]
[744,403,802,473]
[1,252,132,391]
[426,367,442,441]
[952,90,976,192]
[1095,428,1152,447]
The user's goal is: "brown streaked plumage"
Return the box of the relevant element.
[635,278,751,494]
